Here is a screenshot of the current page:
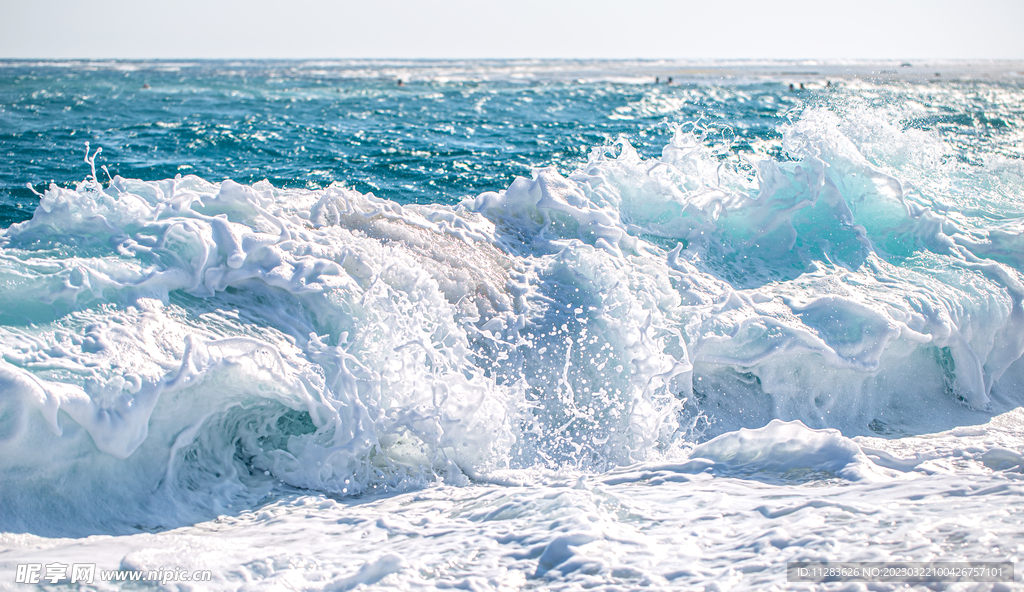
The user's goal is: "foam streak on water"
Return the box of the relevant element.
[1,60,1023,590]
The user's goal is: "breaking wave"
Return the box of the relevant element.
[2,108,1023,536]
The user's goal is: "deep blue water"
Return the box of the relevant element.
[0,59,897,226]
[5,60,1021,229]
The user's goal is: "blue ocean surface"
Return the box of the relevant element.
[1,60,1023,590]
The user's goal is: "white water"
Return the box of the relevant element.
[1,105,1023,589]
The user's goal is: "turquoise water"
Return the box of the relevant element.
[11,60,1017,223]
[1,60,699,221]
[1,60,1024,589]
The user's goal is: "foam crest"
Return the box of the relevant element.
[0,168,694,533]
[2,105,1023,535]
[467,112,1024,439]
[0,179,517,534]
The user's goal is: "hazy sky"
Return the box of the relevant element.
[2,0,1022,60]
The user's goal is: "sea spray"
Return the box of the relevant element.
[1,98,1023,539]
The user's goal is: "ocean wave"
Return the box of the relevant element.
[1,107,1023,535]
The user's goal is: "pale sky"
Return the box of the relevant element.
[2,0,1022,60]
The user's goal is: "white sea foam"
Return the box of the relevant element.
[0,105,1023,570]
[2,410,1022,590]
